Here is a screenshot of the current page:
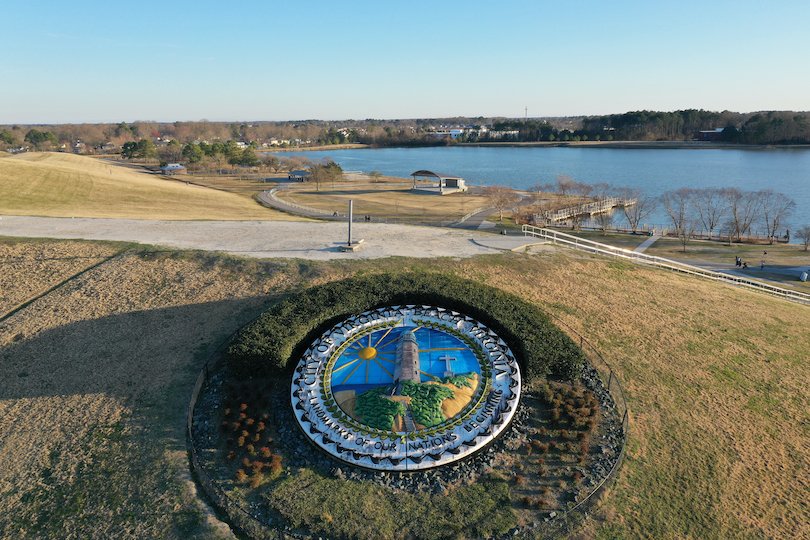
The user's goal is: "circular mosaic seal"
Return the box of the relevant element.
[290,305,521,471]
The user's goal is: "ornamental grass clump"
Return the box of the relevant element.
[268,454,283,476]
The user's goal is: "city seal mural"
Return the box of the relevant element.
[291,305,521,471]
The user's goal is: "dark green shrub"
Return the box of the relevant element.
[225,272,585,383]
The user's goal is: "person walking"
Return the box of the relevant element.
[761,260,765,271]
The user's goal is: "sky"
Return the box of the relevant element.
[2,0,808,124]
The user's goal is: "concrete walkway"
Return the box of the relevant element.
[633,233,661,253]
[0,215,514,261]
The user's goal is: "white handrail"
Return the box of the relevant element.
[522,225,810,305]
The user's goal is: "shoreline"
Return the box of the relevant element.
[271,141,810,152]
[457,141,810,150]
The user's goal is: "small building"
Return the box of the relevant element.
[697,128,724,141]
[160,163,188,175]
[288,170,311,181]
[410,170,467,195]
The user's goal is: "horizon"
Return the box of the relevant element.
[2,1,809,124]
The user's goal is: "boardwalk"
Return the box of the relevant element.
[533,197,636,224]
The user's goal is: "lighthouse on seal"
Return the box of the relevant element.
[393,329,420,387]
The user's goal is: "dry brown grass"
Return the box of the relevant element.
[182,173,284,198]
[275,185,487,224]
[0,152,303,221]
[0,238,808,539]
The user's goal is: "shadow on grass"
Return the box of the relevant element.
[0,297,277,539]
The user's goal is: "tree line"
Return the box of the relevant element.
[4,110,809,154]
[580,110,810,144]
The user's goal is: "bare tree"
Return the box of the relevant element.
[572,181,593,198]
[555,174,575,198]
[592,182,614,200]
[796,225,810,251]
[618,186,657,233]
[760,189,795,244]
[595,209,614,233]
[308,164,329,191]
[281,157,303,172]
[483,186,522,221]
[156,145,182,163]
[691,187,727,239]
[661,188,693,237]
[678,219,697,252]
[570,213,586,230]
[508,193,525,224]
[725,188,763,242]
[533,181,555,194]
[261,155,280,172]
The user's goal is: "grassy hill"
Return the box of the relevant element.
[0,240,808,539]
[0,152,304,220]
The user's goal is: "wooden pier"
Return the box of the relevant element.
[533,197,636,224]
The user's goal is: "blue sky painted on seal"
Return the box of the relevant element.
[2,0,808,123]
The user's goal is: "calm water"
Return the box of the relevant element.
[282,146,810,232]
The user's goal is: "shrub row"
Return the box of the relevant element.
[225,272,585,383]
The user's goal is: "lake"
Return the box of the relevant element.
[275,146,810,234]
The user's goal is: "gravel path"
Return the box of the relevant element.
[0,215,519,260]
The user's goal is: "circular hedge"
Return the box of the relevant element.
[225,272,584,383]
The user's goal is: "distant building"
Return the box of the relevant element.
[160,163,188,175]
[697,128,724,141]
[288,170,311,181]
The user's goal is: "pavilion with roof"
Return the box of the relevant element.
[410,170,467,195]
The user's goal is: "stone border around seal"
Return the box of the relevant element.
[290,305,521,471]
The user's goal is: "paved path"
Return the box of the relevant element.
[0,215,525,261]
[633,233,662,253]
[2,214,806,284]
